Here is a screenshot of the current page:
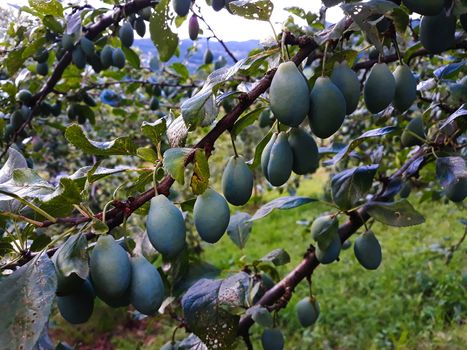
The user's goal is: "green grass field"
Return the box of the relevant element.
[54,174,466,350]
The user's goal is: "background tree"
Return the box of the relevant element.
[0,0,466,349]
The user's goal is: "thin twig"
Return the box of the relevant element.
[192,5,238,63]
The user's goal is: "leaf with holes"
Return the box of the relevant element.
[181,272,250,349]
[29,0,63,17]
[229,0,274,21]
[0,255,56,350]
[366,200,425,227]
[149,0,178,61]
[341,0,398,52]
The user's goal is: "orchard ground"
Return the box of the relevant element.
[52,171,466,350]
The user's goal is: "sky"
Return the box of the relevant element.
[2,0,344,41]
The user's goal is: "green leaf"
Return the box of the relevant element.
[170,62,190,80]
[5,48,26,76]
[181,272,250,349]
[366,200,425,227]
[226,212,253,249]
[29,0,63,17]
[21,37,47,59]
[259,248,290,266]
[65,124,137,156]
[0,255,56,350]
[229,0,274,21]
[69,165,129,184]
[137,147,158,163]
[29,234,52,252]
[163,147,192,185]
[52,233,88,279]
[250,196,317,221]
[325,127,397,165]
[39,177,82,217]
[190,149,210,195]
[389,7,409,33]
[231,107,265,138]
[121,46,140,69]
[247,129,273,169]
[42,14,63,32]
[331,165,379,210]
[149,0,179,62]
[141,119,167,145]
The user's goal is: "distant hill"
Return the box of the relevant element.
[134,38,260,70]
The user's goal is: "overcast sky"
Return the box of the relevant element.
[2,1,344,41]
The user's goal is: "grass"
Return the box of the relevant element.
[53,173,466,349]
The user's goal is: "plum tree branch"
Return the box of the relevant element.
[1,32,320,270]
[0,0,159,161]
[352,39,467,70]
[4,22,465,272]
[237,145,434,335]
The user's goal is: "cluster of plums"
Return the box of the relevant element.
[57,6,152,73]
[260,296,320,350]
[146,187,231,257]
[258,215,383,349]
[29,6,151,75]
[54,235,164,324]
[403,0,466,54]
[311,214,382,270]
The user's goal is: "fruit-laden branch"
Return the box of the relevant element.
[237,144,433,336]
[0,0,159,161]
[6,24,465,269]
[0,32,320,271]
[352,39,467,70]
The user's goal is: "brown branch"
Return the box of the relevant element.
[352,39,467,70]
[80,80,201,92]
[0,0,159,161]
[1,32,320,270]
[237,146,431,335]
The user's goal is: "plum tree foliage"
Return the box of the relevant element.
[0,0,465,349]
